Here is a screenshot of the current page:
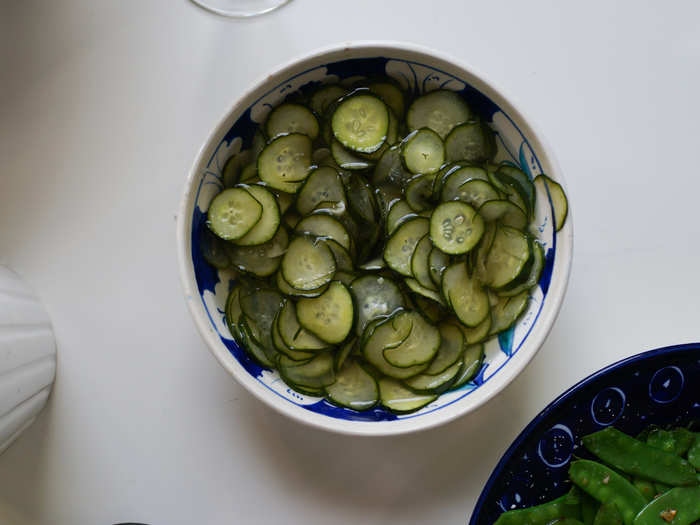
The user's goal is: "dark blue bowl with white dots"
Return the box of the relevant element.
[470,343,700,525]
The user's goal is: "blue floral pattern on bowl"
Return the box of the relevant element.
[189,56,562,422]
[470,343,700,525]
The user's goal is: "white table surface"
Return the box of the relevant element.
[2,1,700,523]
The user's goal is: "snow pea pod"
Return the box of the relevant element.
[632,477,655,503]
[581,492,601,525]
[569,460,646,525]
[493,487,581,525]
[646,428,695,457]
[632,486,700,525]
[592,503,623,525]
[582,428,697,486]
[686,435,700,470]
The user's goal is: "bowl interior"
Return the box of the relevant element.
[180,44,573,434]
[470,343,700,525]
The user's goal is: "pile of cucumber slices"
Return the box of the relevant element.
[201,79,568,413]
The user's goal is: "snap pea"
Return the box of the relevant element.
[654,482,672,496]
[581,492,601,525]
[646,428,695,457]
[686,435,700,470]
[582,428,698,486]
[592,503,623,525]
[632,477,656,503]
[632,486,700,525]
[568,460,646,525]
[493,487,581,525]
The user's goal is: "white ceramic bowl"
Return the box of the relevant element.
[176,42,573,436]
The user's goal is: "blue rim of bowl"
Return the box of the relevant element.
[469,342,700,524]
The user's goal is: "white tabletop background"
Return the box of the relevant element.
[1,1,699,524]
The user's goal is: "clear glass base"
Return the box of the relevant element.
[190,0,291,18]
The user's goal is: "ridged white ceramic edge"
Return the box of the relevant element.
[0,266,57,454]
[176,41,573,436]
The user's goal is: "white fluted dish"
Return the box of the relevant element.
[0,266,56,455]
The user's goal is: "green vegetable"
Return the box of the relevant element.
[582,428,698,486]
[592,503,623,525]
[493,487,581,525]
[632,486,700,525]
[199,78,570,412]
[568,460,646,525]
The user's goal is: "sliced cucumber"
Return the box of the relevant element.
[374,182,403,220]
[451,343,484,388]
[297,281,354,344]
[534,174,568,231]
[331,94,389,153]
[429,247,450,288]
[401,128,445,175]
[478,199,528,230]
[362,311,432,379]
[448,179,500,209]
[333,270,357,287]
[207,187,263,241]
[222,149,251,188]
[276,270,328,298]
[228,226,288,277]
[404,278,445,306]
[405,174,436,212]
[358,257,385,271]
[482,226,530,288]
[265,103,319,141]
[325,358,378,410]
[494,165,535,218]
[444,120,496,163]
[277,300,329,351]
[384,217,430,276]
[330,139,373,171]
[279,351,335,389]
[323,238,353,272]
[334,336,357,372]
[225,286,243,339]
[453,314,492,345]
[257,133,312,192]
[200,227,231,269]
[272,313,315,361]
[296,166,346,216]
[281,236,336,291]
[383,311,440,368]
[385,199,418,236]
[239,318,275,367]
[430,201,484,255]
[350,274,405,336]
[489,290,529,334]
[368,82,405,117]
[406,90,472,139]
[442,262,490,327]
[411,235,437,290]
[403,359,462,394]
[422,322,465,375]
[283,211,301,229]
[239,289,284,346]
[499,240,544,297]
[373,145,411,186]
[441,166,490,202]
[240,315,278,365]
[378,377,437,413]
[295,213,352,253]
[310,85,347,116]
[233,185,281,246]
[344,174,378,225]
